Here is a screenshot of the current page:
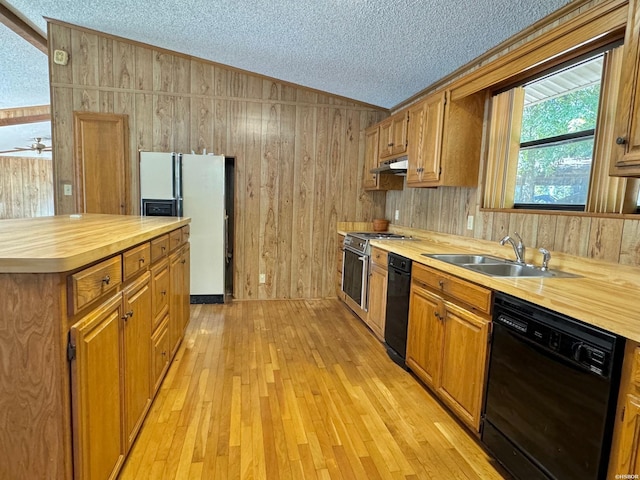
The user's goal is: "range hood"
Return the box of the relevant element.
[370,157,408,175]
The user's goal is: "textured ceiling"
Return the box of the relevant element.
[4,0,573,111]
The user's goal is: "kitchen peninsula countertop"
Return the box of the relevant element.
[339,225,640,343]
[0,213,190,273]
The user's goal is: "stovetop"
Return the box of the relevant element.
[343,231,411,255]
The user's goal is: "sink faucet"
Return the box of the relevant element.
[499,232,526,264]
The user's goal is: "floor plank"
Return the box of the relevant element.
[120,299,509,479]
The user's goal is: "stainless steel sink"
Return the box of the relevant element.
[423,253,580,278]
[423,253,507,265]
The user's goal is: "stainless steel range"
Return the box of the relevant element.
[341,232,410,316]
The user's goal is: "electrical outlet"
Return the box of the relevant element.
[467,215,474,230]
[63,184,72,196]
[259,273,266,284]
[395,209,400,221]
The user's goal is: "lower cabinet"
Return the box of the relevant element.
[406,263,491,432]
[366,247,389,340]
[169,243,190,356]
[69,293,125,480]
[609,341,640,476]
[68,228,190,480]
[151,315,171,394]
[122,272,152,449]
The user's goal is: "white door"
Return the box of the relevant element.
[139,152,176,200]
[181,154,225,297]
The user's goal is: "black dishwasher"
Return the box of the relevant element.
[384,253,412,367]
[483,292,625,480]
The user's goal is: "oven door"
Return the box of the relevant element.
[341,247,369,311]
[483,322,613,480]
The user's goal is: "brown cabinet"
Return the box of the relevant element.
[407,90,485,187]
[169,244,190,356]
[68,227,189,480]
[612,0,640,176]
[336,234,345,299]
[366,247,388,340]
[151,315,171,395]
[363,126,403,191]
[609,342,640,477]
[69,293,125,480]
[379,112,409,159]
[69,255,122,314]
[122,272,152,450]
[406,262,491,432]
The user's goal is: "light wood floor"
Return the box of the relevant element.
[119,299,508,479]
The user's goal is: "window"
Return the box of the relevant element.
[515,56,602,209]
[484,45,638,214]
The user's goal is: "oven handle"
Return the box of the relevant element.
[360,254,369,311]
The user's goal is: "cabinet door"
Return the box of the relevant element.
[379,119,393,158]
[612,0,640,175]
[406,284,444,389]
[363,127,380,189]
[151,257,170,331]
[151,315,170,395]
[181,244,191,332]
[437,302,490,432]
[407,92,446,186]
[122,271,152,449]
[169,249,185,355]
[612,394,640,475]
[367,263,387,340]
[69,293,125,480]
[391,113,408,155]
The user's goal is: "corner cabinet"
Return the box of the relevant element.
[363,126,403,191]
[407,90,485,187]
[611,0,640,176]
[406,262,491,432]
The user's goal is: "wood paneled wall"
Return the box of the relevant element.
[0,156,54,219]
[47,21,387,299]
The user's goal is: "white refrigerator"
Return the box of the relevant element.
[139,152,231,303]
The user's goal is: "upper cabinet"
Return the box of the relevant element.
[612,0,640,176]
[363,125,403,191]
[379,111,409,159]
[407,90,486,188]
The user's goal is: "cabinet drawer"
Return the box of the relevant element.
[69,256,122,314]
[169,229,182,251]
[150,235,169,263]
[123,243,151,281]
[151,258,170,331]
[412,263,492,315]
[371,247,388,268]
[181,225,190,243]
[631,347,640,387]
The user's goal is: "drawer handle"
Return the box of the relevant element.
[438,279,445,289]
[162,351,167,357]
[161,290,167,296]
[122,310,134,322]
[102,275,111,285]
[434,311,441,320]
[139,257,145,264]
[161,246,166,252]
[181,259,186,264]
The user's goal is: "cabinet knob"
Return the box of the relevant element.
[434,311,441,320]
[438,279,445,289]
[122,310,134,321]
[161,290,167,296]
[162,351,167,357]
[388,143,394,147]
[102,275,110,285]
[139,257,145,264]
[181,259,186,264]
[616,137,627,145]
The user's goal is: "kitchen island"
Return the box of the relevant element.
[0,214,190,480]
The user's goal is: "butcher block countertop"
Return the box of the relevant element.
[0,214,190,273]
[339,224,640,343]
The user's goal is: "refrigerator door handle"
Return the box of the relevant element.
[224,213,230,264]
